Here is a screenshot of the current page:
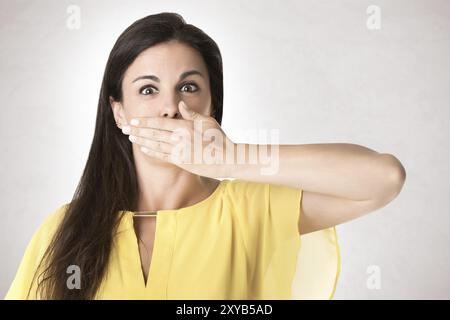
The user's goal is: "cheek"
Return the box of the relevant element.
[184,92,211,113]
[124,101,160,118]
[121,89,157,116]
[186,101,210,116]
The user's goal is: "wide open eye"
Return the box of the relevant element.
[139,85,159,95]
[180,82,199,93]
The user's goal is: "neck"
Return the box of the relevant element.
[133,149,210,212]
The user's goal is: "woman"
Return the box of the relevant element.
[5,12,406,300]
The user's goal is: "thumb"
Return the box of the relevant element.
[179,100,201,120]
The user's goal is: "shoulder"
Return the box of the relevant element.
[27,203,70,254]
[223,178,300,201]
[4,203,71,299]
[36,203,70,236]
[223,178,269,199]
[222,179,302,228]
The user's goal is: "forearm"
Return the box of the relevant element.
[225,142,406,202]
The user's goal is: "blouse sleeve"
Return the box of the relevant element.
[229,179,340,300]
[4,204,68,300]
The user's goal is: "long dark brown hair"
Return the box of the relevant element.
[32,12,223,299]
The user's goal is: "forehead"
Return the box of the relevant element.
[123,40,209,82]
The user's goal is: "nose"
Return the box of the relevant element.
[160,96,181,119]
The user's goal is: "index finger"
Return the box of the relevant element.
[129,117,191,131]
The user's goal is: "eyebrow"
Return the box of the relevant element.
[132,70,204,83]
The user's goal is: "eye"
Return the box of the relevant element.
[139,85,158,95]
[180,82,199,93]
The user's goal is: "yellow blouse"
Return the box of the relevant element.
[5,178,340,300]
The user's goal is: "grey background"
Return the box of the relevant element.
[1,0,449,299]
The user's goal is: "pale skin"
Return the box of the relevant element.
[111,40,406,284]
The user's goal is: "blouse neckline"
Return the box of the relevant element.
[113,179,230,288]
[117,179,229,232]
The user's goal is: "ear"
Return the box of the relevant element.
[109,96,127,127]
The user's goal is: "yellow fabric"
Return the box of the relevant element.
[5,178,340,300]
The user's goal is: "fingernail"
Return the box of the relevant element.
[122,126,131,134]
[141,146,148,153]
[130,119,139,126]
[129,135,137,142]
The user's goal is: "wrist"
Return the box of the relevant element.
[222,142,253,179]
